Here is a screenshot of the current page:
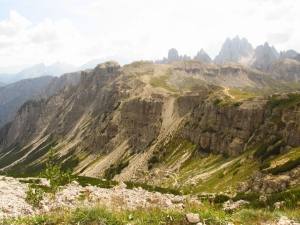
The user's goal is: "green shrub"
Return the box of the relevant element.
[214,194,230,203]
[104,161,129,180]
[268,157,300,175]
[25,147,73,208]
[74,176,117,188]
[213,98,222,106]
[124,181,181,195]
[259,161,271,171]
[253,143,268,158]
[266,93,300,110]
[148,155,159,164]
[261,144,282,162]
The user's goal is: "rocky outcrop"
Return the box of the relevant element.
[268,59,300,83]
[237,171,290,194]
[214,36,254,65]
[0,176,197,219]
[252,42,279,71]
[156,49,192,64]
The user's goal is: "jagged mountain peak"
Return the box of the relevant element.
[279,49,298,59]
[214,36,254,65]
[252,42,279,71]
[193,49,213,63]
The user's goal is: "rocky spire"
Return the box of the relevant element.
[193,48,213,63]
[214,36,254,64]
[252,42,279,71]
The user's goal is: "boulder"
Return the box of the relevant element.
[186,213,200,223]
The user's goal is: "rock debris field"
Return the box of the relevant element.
[1,176,299,225]
[0,176,195,219]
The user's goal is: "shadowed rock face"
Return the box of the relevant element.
[268,59,300,83]
[214,36,254,64]
[252,42,279,71]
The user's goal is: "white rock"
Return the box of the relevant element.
[186,213,200,223]
[278,216,291,225]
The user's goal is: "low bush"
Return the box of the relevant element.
[253,143,268,158]
[268,157,300,175]
[104,161,129,180]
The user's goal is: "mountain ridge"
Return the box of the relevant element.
[1,61,300,195]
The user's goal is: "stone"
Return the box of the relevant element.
[71,181,79,186]
[186,213,200,223]
[237,182,249,193]
[223,200,249,210]
[277,216,291,225]
[273,201,284,210]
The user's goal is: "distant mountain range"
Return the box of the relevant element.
[0,70,82,128]
[0,62,77,84]
[2,36,299,85]
[156,36,300,72]
[0,76,53,127]
[0,56,130,85]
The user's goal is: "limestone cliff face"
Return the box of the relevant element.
[177,91,300,157]
[178,95,267,156]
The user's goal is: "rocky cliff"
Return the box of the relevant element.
[0,61,300,194]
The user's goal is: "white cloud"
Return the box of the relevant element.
[0,10,31,37]
[0,0,300,70]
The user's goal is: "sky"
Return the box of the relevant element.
[0,0,299,73]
